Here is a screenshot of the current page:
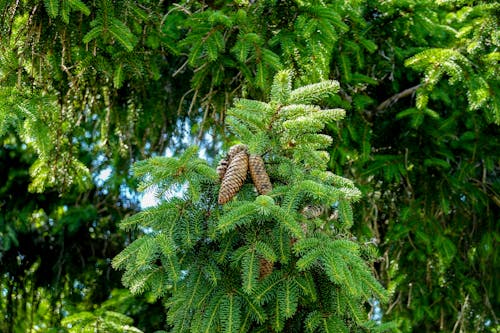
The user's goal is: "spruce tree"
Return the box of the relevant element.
[113,71,390,332]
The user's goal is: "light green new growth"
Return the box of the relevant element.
[404,3,500,124]
[61,309,143,333]
[113,70,388,332]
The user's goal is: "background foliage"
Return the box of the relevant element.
[0,0,498,332]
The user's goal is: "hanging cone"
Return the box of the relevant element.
[216,158,230,182]
[259,258,274,280]
[301,205,324,219]
[218,151,249,204]
[248,154,272,195]
[217,144,247,182]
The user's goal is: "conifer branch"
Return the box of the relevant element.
[113,70,387,332]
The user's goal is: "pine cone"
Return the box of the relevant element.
[259,258,274,280]
[248,154,272,195]
[218,151,249,204]
[216,158,230,181]
[301,205,324,219]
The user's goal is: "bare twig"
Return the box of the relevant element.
[198,103,210,141]
[386,292,401,314]
[172,59,189,77]
[197,86,216,140]
[188,89,198,116]
[177,88,194,115]
[483,283,498,324]
[375,84,421,113]
[452,294,469,333]
[407,282,413,308]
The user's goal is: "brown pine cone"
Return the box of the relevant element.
[248,154,272,195]
[216,158,230,181]
[301,205,324,219]
[218,151,249,204]
[259,258,274,280]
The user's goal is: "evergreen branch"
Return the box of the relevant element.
[283,180,339,214]
[201,291,224,333]
[112,236,149,270]
[44,0,59,18]
[156,233,175,257]
[196,286,222,322]
[304,311,321,332]
[135,236,159,268]
[184,270,204,312]
[337,200,353,229]
[178,144,200,165]
[279,104,321,120]
[236,290,267,324]
[227,105,267,132]
[108,18,137,52]
[328,239,360,256]
[119,201,180,230]
[61,312,94,330]
[126,268,157,295]
[164,250,181,283]
[147,268,171,300]
[274,226,291,264]
[322,315,349,333]
[289,80,340,104]
[255,241,277,263]
[231,245,251,266]
[83,25,103,44]
[322,252,357,295]
[311,171,356,189]
[294,273,317,301]
[271,206,304,239]
[202,260,222,286]
[232,98,274,120]
[238,308,253,333]
[60,0,70,23]
[278,278,299,319]
[102,311,134,326]
[255,62,268,89]
[356,270,389,304]
[225,117,255,143]
[220,294,242,333]
[270,70,293,105]
[295,134,333,150]
[282,116,325,135]
[68,0,90,15]
[296,248,322,271]
[217,203,258,233]
[254,195,275,217]
[253,271,284,305]
[345,295,366,325]
[216,234,236,264]
[109,70,387,331]
[242,249,259,294]
[272,296,285,331]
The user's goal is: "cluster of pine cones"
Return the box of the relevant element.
[217,144,274,278]
[217,144,272,204]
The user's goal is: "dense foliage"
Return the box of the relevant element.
[113,71,390,332]
[1,0,498,332]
